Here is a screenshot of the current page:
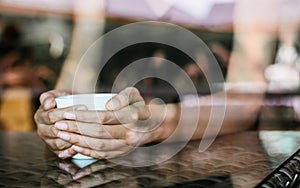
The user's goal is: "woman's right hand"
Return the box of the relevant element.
[34,90,80,159]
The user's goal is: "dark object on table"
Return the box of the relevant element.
[255,149,300,188]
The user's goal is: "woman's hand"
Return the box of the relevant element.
[54,87,174,159]
[34,90,81,159]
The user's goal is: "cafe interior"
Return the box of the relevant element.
[0,0,300,187]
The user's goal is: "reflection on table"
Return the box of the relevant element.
[0,130,299,188]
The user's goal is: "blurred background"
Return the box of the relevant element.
[0,0,299,131]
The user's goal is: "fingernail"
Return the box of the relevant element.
[59,163,70,171]
[71,145,83,152]
[57,131,70,140]
[44,99,52,109]
[58,150,69,158]
[55,122,68,130]
[64,112,76,119]
[73,172,84,180]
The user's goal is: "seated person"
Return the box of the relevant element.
[34,0,297,159]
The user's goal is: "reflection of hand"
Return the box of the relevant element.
[50,160,134,188]
[59,160,116,180]
[34,90,83,159]
[54,87,170,159]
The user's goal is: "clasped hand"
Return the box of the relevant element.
[34,87,167,159]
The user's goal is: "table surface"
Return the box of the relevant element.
[0,130,299,188]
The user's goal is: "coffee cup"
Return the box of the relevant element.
[55,93,116,160]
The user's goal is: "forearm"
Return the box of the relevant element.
[56,0,106,92]
[194,89,265,138]
[154,84,266,142]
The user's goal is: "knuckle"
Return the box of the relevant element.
[96,126,105,135]
[129,110,139,122]
[98,113,108,124]
[94,142,104,150]
[34,108,43,123]
[127,87,138,93]
[98,115,105,124]
[50,124,57,132]
[129,87,141,98]
[39,93,48,103]
[55,139,67,150]
[68,121,76,131]
[125,131,138,146]
[47,111,57,123]
[94,151,106,159]
[50,126,58,135]
[143,107,151,120]
[72,136,80,145]
[125,87,133,92]
[131,87,140,95]
[78,148,91,157]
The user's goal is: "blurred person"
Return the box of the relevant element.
[276,0,300,66]
[55,0,106,93]
[264,0,300,91]
[0,22,47,131]
[0,23,44,90]
[34,0,294,159]
[263,0,300,121]
[0,22,56,91]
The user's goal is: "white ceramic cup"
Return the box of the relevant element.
[55,93,116,160]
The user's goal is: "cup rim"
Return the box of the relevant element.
[55,93,117,100]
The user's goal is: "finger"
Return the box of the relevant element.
[47,147,74,159]
[37,122,59,138]
[62,106,139,125]
[47,171,73,186]
[66,171,130,187]
[36,105,86,125]
[40,90,69,110]
[73,161,117,180]
[59,162,80,175]
[43,137,73,151]
[55,173,73,186]
[71,145,132,159]
[37,123,74,158]
[35,108,63,126]
[56,148,77,159]
[55,121,153,147]
[73,160,117,180]
[106,87,144,110]
[57,131,129,151]
[43,137,75,159]
[55,121,127,139]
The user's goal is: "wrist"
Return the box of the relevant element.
[151,103,180,142]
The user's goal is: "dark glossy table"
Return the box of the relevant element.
[0,130,299,188]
